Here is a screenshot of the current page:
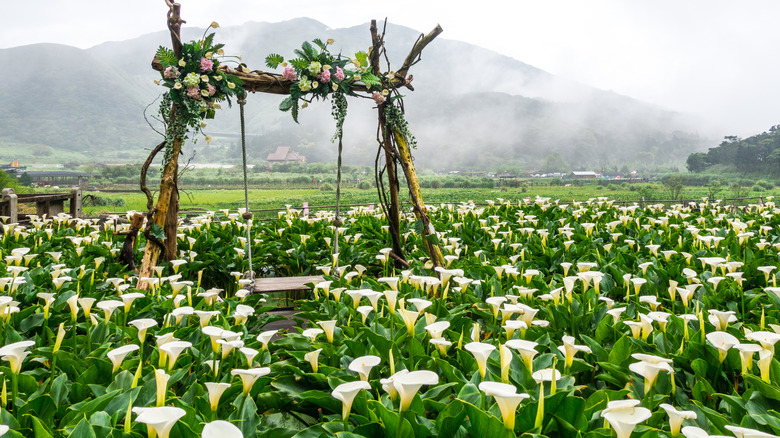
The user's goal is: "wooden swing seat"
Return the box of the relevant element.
[251,275,325,309]
[251,275,325,293]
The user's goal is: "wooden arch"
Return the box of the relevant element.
[138,1,444,287]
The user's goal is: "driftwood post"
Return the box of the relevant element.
[370,24,405,267]
[116,213,146,271]
[370,20,444,269]
[137,0,185,289]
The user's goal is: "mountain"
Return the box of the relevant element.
[0,18,711,171]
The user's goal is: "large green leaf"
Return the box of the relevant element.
[459,399,514,438]
[69,418,97,438]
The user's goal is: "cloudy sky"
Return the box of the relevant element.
[4,0,779,137]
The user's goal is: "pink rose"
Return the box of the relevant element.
[371,91,386,105]
[207,83,216,96]
[163,66,180,79]
[318,69,331,83]
[187,87,201,99]
[200,57,214,72]
[334,67,345,82]
[282,65,297,81]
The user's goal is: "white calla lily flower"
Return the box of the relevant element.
[392,370,438,412]
[132,406,186,438]
[332,380,371,419]
[202,420,243,438]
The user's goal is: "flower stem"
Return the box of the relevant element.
[71,322,78,353]
[86,324,92,355]
[396,409,406,438]
[51,352,58,381]
[11,372,18,415]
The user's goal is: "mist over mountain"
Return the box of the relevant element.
[0,18,712,171]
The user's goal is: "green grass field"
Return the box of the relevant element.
[80,182,776,217]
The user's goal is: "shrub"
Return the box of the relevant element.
[357,181,373,190]
[479,178,495,189]
[85,195,110,206]
[549,178,565,186]
[431,180,443,189]
[320,183,334,191]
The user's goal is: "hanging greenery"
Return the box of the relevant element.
[154,23,244,164]
[384,98,418,149]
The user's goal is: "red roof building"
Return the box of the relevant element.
[266,146,306,164]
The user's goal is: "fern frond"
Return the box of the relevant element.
[279,96,295,112]
[203,33,216,50]
[301,41,318,60]
[265,54,285,69]
[361,73,382,89]
[155,46,178,67]
[289,58,308,70]
[291,100,300,123]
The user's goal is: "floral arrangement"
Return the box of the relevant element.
[265,39,381,125]
[154,23,244,161]
[266,39,420,149]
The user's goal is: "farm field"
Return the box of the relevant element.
[80,184,776,217]
[0,195,779,436]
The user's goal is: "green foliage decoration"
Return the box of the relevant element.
[266,39,379,136]
[384,101,418,149]
[268,38,419,152]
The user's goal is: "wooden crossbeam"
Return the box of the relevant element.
[152,59,294,94]
[151,52,427,95]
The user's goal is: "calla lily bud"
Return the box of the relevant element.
[52,322,66,354]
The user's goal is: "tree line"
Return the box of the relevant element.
[687,125,780,174]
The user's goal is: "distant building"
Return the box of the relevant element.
[1,161,27,176]
[266,146,306,164]
[570,171,600,179]
[26,171,95,187]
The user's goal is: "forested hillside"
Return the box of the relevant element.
[687,125,780,174]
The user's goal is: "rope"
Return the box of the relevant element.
[238,93,254,281]
[331,92,347,275]
[333,129,343,274]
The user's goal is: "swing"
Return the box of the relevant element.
[236,93,325,301]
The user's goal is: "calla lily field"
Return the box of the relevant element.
[1,196,780,437]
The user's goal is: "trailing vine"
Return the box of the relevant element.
[157,94,189,166]
[331,91,348,142]
[384,101,418,149]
